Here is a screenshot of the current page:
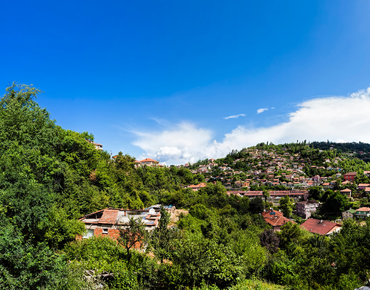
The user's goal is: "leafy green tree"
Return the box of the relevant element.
[150,206,175,263]
[249,197,264,214]
[278,222,303,250]
[279,196,294,217]
[117,217,147,263]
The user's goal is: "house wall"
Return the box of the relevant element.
[77,227,143,249]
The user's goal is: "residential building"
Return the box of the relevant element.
[358,184,370,190]
[355,207,370,219]
[135,158,160,167]
[262,209,295,232]
[340,188,352,197]
[342,209,356,220]
[187,183,207,191]
[78,207,162,242]
[344,172,357,182]
[301,219,341,236]
[86,139,103,150]
[296,200,320,219]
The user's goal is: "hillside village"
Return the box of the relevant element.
[174,142,370,230]
[5,86,370,290]
[94,141,370,235]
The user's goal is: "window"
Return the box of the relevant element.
[103,228,109,234]
[82,229,94,239]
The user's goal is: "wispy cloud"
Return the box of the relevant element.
[271,107,275,109]
[131,87,370,165]
[224,113,245,119]
[257,108,268,114]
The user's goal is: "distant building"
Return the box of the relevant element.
[135,158,161,167]
[344,172,357,182]
[342,209,356,220]
[340,188,352,198]
[301,219,341,236]
[296,200,320,219]
[262,209,295,232]
[86,139,103,150]
[187,183,207,191]
[355,207,370,219]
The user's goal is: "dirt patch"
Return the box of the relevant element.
[168,209,189,227]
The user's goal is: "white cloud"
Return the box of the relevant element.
[131,87,370,165]
[257,108,268,114]
[224,113,245,119]
[271,107,275,109]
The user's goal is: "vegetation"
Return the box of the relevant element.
[1,83,370,289]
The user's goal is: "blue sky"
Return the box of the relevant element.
[1,1,370,164]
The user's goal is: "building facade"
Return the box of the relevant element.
[296,200,320,219]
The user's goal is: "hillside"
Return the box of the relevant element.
[1,83,370,290]
[187,141,370,190]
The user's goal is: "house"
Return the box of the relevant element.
[342,209,356,220]
[187,183,207,191]
[296,200,320,219]
[135,158,160,167]
[301,219,341,236]
[78,207,161,242]
[86,139,103,150]
[358,183,370,190]
[355,207,370,219]
[262,209,295,232]
[340,188,352,198]
[322,182,331,190]
[344,172,357,182]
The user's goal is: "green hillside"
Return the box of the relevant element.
[1,83,370,290]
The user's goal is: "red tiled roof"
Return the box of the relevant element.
[262,210,295,227]
[301,219,340,235]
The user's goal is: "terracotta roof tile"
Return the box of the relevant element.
[262,210,294,227]
[301,219,340,235]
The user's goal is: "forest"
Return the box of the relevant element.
[1,83,370,290]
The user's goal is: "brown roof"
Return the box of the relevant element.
[99,209,119,224]
[139,158,159,163]
[301,219,340,235]
[188,183,207,188]
[340,189,352,192]
[262,210,295,227]
[344,172,357,176]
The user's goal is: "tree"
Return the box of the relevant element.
[263,189,270,202]
[117,217,147,263]
[250,197,264,214]
[309,186,323,201]
[278,222,303,250]
[259,229,280,253]
[150,206,174,263]
[279,196,294,217]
